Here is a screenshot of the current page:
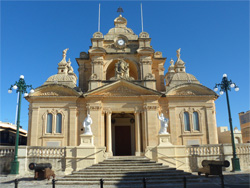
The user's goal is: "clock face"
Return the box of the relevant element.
[117,39,125,46]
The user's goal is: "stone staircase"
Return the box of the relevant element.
[56,156,204,187]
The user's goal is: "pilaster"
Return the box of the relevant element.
[29,107,39,146]
[206,107,218,144]
[68,106,78,146]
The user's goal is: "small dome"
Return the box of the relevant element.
[104,15,138,40]
[168,72,200,87]
[171,73,199,81]
[44,74,77,88]
[114,15,127,27]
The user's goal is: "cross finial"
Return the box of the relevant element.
[117,6,124,16]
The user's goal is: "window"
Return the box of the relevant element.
[46,113,53,133]
[193,112,200,131]
[184,112,190,131]
[56,113,62,133]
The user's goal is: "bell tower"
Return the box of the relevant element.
[76,8,166,92]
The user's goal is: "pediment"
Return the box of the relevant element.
[30,84,80,97]
[86,80,162,97]
[166,83,217,96]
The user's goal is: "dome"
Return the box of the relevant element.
[104,15,138,40]
[169,72,200,86]
[171,73,198,81]
[44,73,77,88]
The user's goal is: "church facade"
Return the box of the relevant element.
[26,14,218,156]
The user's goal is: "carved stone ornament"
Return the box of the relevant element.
[154,51,162,58]
[144,105,158,110]
[144,73,155,80]
[139,32,149,38]
[93,32,103,38]
[87,105,102,111]
[89,73,99,80]
[177,91,196,96]
[140,57,152,65]
[80,52,89,59]
[101,86,138,96]
[110,59,134,81]
[40,92,60,96]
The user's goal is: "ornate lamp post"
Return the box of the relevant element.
[8,75,34,174]
[214,74,240,171]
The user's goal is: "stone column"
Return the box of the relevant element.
[135,110,141,156]
[106,110,112,155]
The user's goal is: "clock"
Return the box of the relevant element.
[117,39,125,46]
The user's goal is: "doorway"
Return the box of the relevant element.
[115,126,131,155]
[111,113,135,156]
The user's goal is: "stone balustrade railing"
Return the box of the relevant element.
[236,144,250,154]
[0,146,15,156]
[186,144,222,155]
[27,147,66,158]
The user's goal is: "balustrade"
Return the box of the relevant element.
[27,147,65,158]
[0,147,15,156]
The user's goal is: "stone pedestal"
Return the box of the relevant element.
[80,134,94,146]
[158,134,172,146]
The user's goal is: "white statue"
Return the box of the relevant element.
[157,113,169,134]
[83,114,93,135]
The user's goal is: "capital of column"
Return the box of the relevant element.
[104,108,112,115]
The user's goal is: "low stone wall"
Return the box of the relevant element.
[146,143,250,172]
[0,144,249,175]
[0,146,106,175]
[0,147,15,174]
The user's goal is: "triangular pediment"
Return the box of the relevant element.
[166,83,217,97]
[85,80,162,97]
[30,84,80,97]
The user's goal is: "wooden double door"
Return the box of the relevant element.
[114,126,132,156]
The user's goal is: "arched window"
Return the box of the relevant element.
[56,113,62,133]
[184,112,190,131]
[193,112,200,131]
[46,113,53,133]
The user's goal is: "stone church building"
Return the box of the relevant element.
[26,14,218,157]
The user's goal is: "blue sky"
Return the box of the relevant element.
[1,1,249,132]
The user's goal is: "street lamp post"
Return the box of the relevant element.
[8,75,34,174]
[214,74,240,172]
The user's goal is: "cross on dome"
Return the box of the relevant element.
[117,6,124,16]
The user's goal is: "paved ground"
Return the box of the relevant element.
[0,171,249,188]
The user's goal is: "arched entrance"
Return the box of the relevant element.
[111,113,135,156]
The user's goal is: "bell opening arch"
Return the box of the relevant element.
[105,58,140,80]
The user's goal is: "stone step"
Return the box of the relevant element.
[92,163,162,166]
[80,168,174,172]
[57,156,199,186]
[72,169,182,175]
[65,172,191,178]
[65,171,187,177]
[55,178,202,185]
[58,175,197,181]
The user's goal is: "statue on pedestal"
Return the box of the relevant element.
[83,114,93,135]
[157,113,169,134]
